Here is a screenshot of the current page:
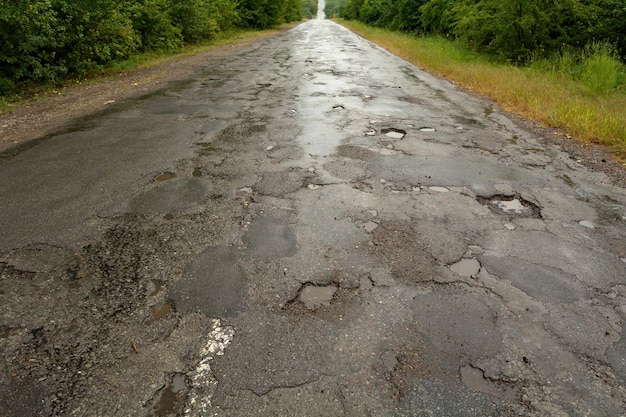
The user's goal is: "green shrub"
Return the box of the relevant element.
[580,42,622,95]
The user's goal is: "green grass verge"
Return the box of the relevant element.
[338,19,626,159]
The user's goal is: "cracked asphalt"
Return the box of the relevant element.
[1,17,626,417]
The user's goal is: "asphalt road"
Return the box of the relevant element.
[1,18,626,417]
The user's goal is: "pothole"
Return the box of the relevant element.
[299,284,337,309]
[460,365,517,401]
[449,258,481,277]
[155,172,175,182]
[144,300,173,325]
[381,128,406,139]
[419,127,436,132]
[151,372,188,416]
[478,194,541,219]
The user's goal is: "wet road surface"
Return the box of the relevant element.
[1,18,626,417]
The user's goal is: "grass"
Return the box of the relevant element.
[338,20,626,159]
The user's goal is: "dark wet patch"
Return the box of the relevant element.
[381,128,406,139]
[144,301,173,325]
[0,326,14,339]
[243,214,297,260]
[335,145,377,161]
[398,96,427,106]
[477,194,542,219]
[192,167,203,177]
[194,142,216,156]
[155,172,175,182]
[130,178,213,215]
[141,96,205,115]
[170,246,243,317]
[452,115,484,127]
[557,174,576,187]
[152,373,187,417]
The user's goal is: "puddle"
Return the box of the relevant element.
[460,365,517,401]
[149,279,164,297]
[479,195,541,219]
[381,128,406,139]
[450,258,481,277]
[152,373,187,417]
[144,301,173,325]
[155,172,175,182]
[419,127,436,132]
[299,285,337,309]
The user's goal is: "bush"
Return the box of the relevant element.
[168,0,238,43]
[581,42,622,95]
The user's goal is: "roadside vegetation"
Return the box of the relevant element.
[0,0,303,99]
[334,0,626,157]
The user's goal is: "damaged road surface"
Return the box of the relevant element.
[1,17,626,417]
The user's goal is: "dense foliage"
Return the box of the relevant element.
[0,0,302,94]
[341,0,626,63]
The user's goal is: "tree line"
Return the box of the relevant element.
[340,0,625,63]
[0,0,303,94]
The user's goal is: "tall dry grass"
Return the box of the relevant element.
[339,20,626,158]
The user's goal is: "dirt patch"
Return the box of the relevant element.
[336,144,377,160]
[368,221,443,284]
